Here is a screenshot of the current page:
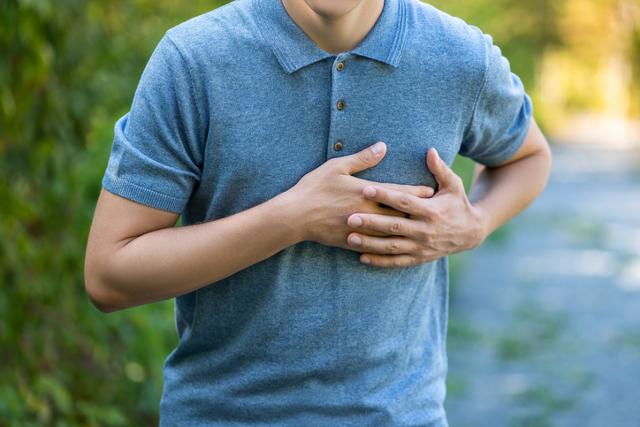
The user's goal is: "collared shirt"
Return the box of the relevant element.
[100,0,533,425]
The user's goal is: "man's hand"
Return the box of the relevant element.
[286,141,436,250]
[344,147,487,267]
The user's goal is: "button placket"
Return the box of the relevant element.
[328,53,353,156]
[331,54,349,154]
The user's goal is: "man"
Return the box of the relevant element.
[84,0,552,425]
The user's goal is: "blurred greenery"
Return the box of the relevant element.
[1,1,225,425]
[1,0,638,425]
[431,0,640,129]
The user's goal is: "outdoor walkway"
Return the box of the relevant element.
[444,142,640,427]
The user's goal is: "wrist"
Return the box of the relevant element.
[270,189,309,245]
[469,201,491,248]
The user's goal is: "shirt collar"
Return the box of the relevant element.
[252,0,409,74]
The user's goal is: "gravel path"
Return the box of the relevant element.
[444,143,640,427]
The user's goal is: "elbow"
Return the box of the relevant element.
[540,135,553,162]
[84,276,121,314]
[84,259,127,314]
[540,139,553,179]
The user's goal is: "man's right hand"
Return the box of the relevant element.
[286,141,434,250]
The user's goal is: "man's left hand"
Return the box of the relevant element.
[346,147,488,267]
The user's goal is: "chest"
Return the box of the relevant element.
[196,54,470,218]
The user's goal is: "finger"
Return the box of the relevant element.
[378,182,435,198]
[372,205,409,218]
[362,186,425,216]
[334,141,387,175]
[363,208,407,237]
[426,148,464,194]
[346,233,417,255]
[347,213,421,237]
[357,204,408,238]
[351,177,434,199]
[359,253,421,268]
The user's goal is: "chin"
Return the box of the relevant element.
[302,0,366,18]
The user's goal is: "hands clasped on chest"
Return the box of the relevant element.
[285,141,487,268]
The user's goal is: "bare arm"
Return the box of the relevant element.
[84,188,303,313]
[467,117,552,238]
[84,142,433,313]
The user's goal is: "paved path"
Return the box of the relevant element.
[444,143,640,427]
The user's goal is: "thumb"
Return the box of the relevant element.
[426,147,461,193]
[339,141,386,175]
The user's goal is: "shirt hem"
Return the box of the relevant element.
[101,173,187,214]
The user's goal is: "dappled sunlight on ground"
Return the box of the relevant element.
[619,258,640,291]
[445,142,640,426]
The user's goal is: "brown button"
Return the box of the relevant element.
[336,99,345,110]
[334,140,344,151]
[336,61,345,71]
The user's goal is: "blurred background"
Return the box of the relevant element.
[1,0,638,425]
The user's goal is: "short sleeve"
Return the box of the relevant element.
[458,31,533,167]
[101,33,206,214]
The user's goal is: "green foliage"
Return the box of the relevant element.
[430,0,640,126]
[429,0,563,89]
[1,1,227,424]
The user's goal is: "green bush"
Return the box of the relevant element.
[1,1,225,424]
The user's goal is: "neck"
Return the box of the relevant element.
[281,0,384,54]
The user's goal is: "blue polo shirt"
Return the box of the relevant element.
[101,0,533,425]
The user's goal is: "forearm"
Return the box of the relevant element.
[468,149,551,240]
[96,191,304,312]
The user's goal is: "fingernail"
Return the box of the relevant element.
[349,235,362,245]
[370,141,385,155]
[364,186,377,197]
[361,255,371,264]
[434,148,445,164]
[350,215,363,227]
